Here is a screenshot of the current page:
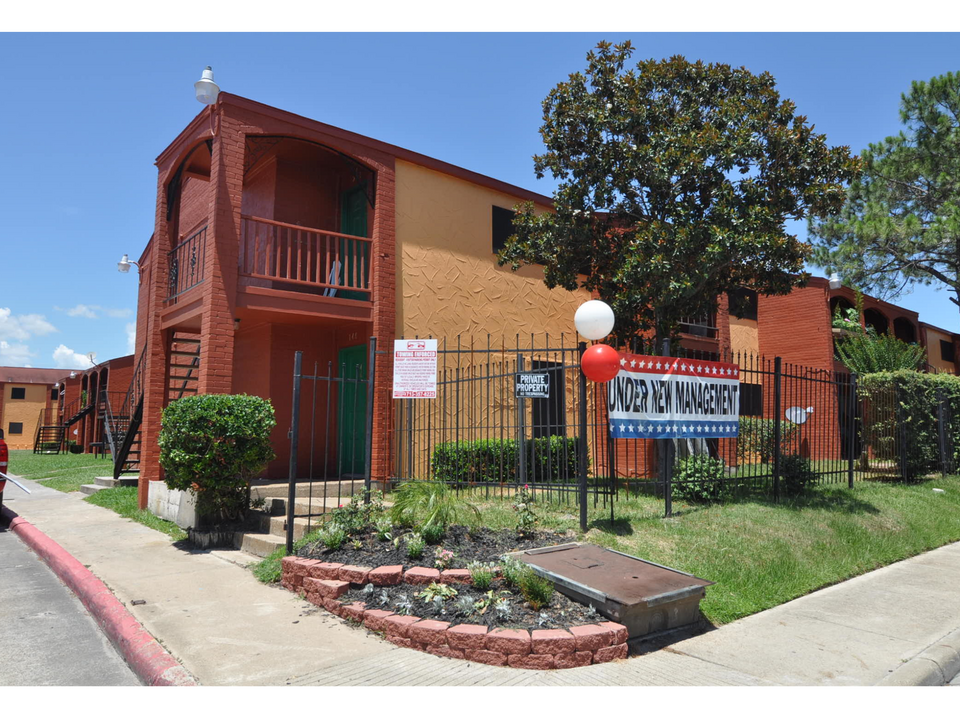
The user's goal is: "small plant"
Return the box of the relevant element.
[432,596,446,615]
[512,484,538,536]
[780,454,817,496]
[249,496,266,511]
[456,594,476,616]
[474,590,497,615]
[319,522,348,550]
[584,604,599,619]
[673,454,727,504]
[374,518,394,541]
[499,555,527,588]
[332,490,386,535]
[420,522,446,544]
[434,548,455,570]
[519,571,554,611]
[467,561,496,590]
[406,532,425,560]
[537,612,552,627]
[390,481,481,531]
[418,582,458,603]
[361,583,376,598]
[392,535,403,549]
[395,593,413,616]
[351,539,363,550]
[493,598,512,621]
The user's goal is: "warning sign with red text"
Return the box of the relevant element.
[393,339,438,399]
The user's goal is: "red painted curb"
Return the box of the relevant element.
[1,505,196,686]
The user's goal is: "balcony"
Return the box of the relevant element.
[167,226,207,302]
[240,215,370,296]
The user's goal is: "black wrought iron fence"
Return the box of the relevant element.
[167,226,207,301]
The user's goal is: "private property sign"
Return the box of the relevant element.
[393,339,438,399]
[515,372,550,398]
[608,354,740,439]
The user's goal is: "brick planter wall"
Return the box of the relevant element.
[281,557,629,669]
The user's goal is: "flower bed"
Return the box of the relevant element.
[281,556,629,669]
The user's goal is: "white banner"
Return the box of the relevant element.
[608,354,740,439]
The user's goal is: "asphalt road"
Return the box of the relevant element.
[0,522,140,686]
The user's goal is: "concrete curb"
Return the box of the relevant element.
[876,628,960,686]
[1,505,197,686]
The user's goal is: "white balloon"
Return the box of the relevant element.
[574,300,615,340]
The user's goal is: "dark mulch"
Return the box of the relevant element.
[298,525,602,632]
[298,525,575,570]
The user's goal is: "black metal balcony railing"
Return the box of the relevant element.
[167,226,207,300]
[679,314,718,339]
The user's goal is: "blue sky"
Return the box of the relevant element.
[1,32,958,370]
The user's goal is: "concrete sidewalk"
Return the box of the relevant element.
[4,475,960,686]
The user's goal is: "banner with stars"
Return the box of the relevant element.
[608,354,741,439]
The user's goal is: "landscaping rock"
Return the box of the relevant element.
[303,577,350,599]
[407,619,450,646]
[464,649,508,666]
[315,562,344,580]
[570,624,615,652]
[368,565,404,585]
[439,569,472,584]
[486,628,531,656]
[404,567,440,584]
[339,565,372,585]
[384,615,420,638]
[594,643,629,663]
[447,624,489,651]
[362,609,394,632]
[531,628,576,655]
[508,653,556,670]
[555,651,593,669]
[426,645,465,660]
[598,622,629,645]
[340,602,367,622]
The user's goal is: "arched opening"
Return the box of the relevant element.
[893,317,917,344]
[830,296,856,318]
[166,141,213,300]
[864,308,889,336]
[239,136,375,300]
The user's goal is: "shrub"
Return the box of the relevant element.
[858,371,960,481]
[332,490,385,535]
[159,394,276,524]
[519,571,554,611]
[499,555,527,588]
[512,484,538,536]
[835,331,926,374]
[467,561,496,590]
[421,522,446,544]
[319,522,348,550]
[673,454,727,503]
[431,435,583,485]
[779,454,817,496]
[737,418,799,463]
[390,481,480,531]
[374,518,394,541]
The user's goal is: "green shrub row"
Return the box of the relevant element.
[858,370,960,481]
[431,435,583,485]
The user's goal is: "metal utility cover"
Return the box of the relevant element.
[514,543,713,639]
[516,543,712,606]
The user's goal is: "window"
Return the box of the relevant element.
[941,339,956,364]
[728,288,758,321]
[492,206,515,253]
[740,383,763,417]
[51,388,59,401]
[10,387,26,400]
[9,422,23,435]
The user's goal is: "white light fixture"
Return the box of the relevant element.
[195,66,220,106]
[54,382,60,388]
[575,300,616,340]
[828,272,842,290]
[69,371,77,379]
[117,253,140,273]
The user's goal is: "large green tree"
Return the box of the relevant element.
[499,42,860,345]
[810,72,960,321]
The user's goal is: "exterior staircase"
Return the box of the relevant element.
[236,479,372,557]
[33,397,93,454]
[110,348,146,479]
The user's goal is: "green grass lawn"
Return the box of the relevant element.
[7,449,113,493]
[468,476,960,625]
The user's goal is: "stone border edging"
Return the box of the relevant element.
[282,556,629,669]
[1,505,197,686]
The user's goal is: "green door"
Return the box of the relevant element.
[338,186,369,301]
[337,344,368,476]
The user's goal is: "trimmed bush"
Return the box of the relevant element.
[858,371,960,481]
[159,394,276,524]
[737,417,799,462]
[431,435,582,485]
[779,454,817,496]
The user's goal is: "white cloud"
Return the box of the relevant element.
[63,304,133,320]
[0,307,58,341]
[0,340,36,366]
[52,344,95,370]
[67,304,99,319]
[126,323,136,354]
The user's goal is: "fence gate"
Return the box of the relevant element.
[286,339,377,553]
[390,335,617,528]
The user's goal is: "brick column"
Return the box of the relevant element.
[370,161,397,488]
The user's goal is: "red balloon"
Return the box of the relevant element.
[581,344,621,382]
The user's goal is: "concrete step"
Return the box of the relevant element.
[80,484,105,496]
[267,514,324,542]
[259,496,357,517]
[239,533,286,558]
[249,478,370,501]
[93,476,139,488]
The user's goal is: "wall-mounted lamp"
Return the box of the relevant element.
[118,254,140,274]
[69,371,77,379]
[828,272,842,290]
[195,66,220,106]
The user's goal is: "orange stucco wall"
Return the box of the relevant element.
[924,326,958,373]
[395,160,590,343]
[2,383,52,450]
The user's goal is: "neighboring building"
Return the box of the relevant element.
[54,355,136,457]
[0,367,72,450]
[130,93,960,507]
